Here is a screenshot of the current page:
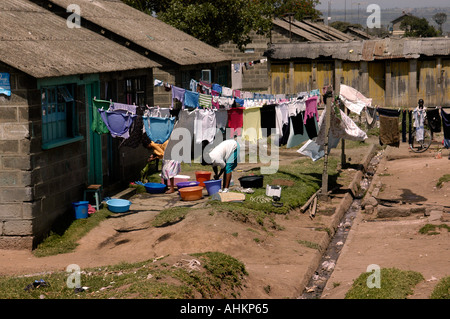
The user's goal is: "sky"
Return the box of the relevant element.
[316,0,450,10]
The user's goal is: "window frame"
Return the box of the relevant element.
[40,84,82,150]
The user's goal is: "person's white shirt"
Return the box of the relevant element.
[208,139,238,169]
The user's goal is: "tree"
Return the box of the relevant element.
[122,0,322,50]
[400,15,439,38]
[433,12,447,35]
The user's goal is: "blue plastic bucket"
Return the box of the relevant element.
[72,201,89,219]
[203,179,222,196]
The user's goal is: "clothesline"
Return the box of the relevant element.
[154,77,324,110]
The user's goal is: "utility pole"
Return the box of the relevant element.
[319,92,332,202]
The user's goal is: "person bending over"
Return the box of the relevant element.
[208,137,239,192]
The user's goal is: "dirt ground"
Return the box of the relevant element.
[0,135,449,299]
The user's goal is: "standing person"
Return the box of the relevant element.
[208,137,240,192]
[147,139,181,194]
[413,99,427,144]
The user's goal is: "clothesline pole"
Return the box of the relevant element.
[341,102,347,167]
[319,92,332,202]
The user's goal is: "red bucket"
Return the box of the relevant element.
[195,171,211,187]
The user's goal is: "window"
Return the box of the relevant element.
[125,76,146,106]
[41,84,81,149]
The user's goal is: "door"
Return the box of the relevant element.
[270,64,289,94]
[294,63,312,93]
[417,60,437,106]
[368,61,385,107]
[390,61,409,107]
[85,81,103,185]
[316,62,334,90]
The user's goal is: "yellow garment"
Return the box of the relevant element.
[242,107,262,143]
[149,140,168,159]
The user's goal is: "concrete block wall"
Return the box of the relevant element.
[0,64,34,249]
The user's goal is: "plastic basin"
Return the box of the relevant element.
[203,179,222,196]
[179,186,203,201]
[238,175,264,188]
[106,199,131,213]
[144,182,167,194]
[195,171,211,187]
[176,181,200,189]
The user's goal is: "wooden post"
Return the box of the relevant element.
[340,101,347,168]
[319,93,332,201]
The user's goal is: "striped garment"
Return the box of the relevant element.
[199,93,212,109]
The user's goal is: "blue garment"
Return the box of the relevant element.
[98,109,136,139]
[225,142,240,174]
[235,98,244,107]
[0,73,11,96]
[184,90,199,108]
[212,83,222,95]
[143,116,175,144]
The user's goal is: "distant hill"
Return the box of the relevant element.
[320,7,450,34]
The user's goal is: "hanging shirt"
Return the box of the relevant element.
[171,86,185,109]
[98,109,137,139]
[426,108,441,133]
[211,83,222,95]
[215,108,228,130]
[194,109,216,144]
[143,116,175,144]
[260,104,276,137]
[184,90,200,108]
[275,103,289,145]
[92,99,111,134]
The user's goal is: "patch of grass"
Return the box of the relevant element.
[430,276,450,299]
[297,240,321,251]
[0,252,247,299]
[436,174,450,188]
[210,157,339,228]
[33,208,113,257]
[345,268,424,299]
[151,207,191,227]
[419,224,450,235]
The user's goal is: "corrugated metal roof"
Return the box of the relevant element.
[272,18,354,42]
[265,38,450,61]
[47,0,231,66]
[0,0,159,78]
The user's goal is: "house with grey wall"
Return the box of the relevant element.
[0,0,231,250]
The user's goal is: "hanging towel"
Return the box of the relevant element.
[92,99,111,134]
[215,108,228,130]
[171,86,185,109]
[194,109,217,144]
[339,84,372,115]
[98,109,136,139]
[242,107,262,144]
[143,116,175,144]
[426,108,441,133]
[222,86,233,97]
[184,90,200,108]
[441,108,450,149]
[260,104,276,137]
[287,113,310,149]
[227,107,244,138]
[199,93,212,109]
[365,106,377,128]
[378,108,400,147]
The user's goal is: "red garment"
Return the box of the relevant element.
[304,96,319,124]
[227,107,244,138]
